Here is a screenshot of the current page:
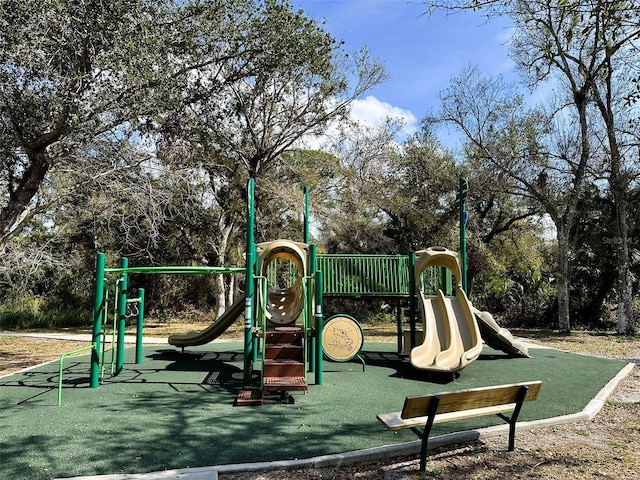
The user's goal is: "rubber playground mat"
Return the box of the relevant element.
[0,341,628,480]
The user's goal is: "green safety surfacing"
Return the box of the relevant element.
[0,342,628,480]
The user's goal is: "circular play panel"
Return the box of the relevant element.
[321,314,364,362]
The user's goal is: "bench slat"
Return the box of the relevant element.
[401,381,542,419]
[377,403,518,431]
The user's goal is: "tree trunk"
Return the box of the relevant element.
[214,218,235,318]
[214,275,227,318]
[227,275,236,308]
[594,58,635,334]
[555,226,571,333]
[611,185,634,334]
[0,150,51,249]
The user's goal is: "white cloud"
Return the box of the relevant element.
[350,95,418,139]
[294,95,419,150]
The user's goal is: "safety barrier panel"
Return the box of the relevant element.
[317,254,447,297]
[316,254,409,296]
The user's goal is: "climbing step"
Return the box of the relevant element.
[265,344,303,360]
[263,359,305,378]
[263,376,308,392]
[235,389,263,406]
[265,328,302,343]
[262,325,307,393]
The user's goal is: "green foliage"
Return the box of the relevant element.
[567,189,618,329]
[0,295,89,330]
[471,224,557,327]
[139,275,222,319]
[323,298,395,327]
[0,0,384,324]
[317,121,459,254]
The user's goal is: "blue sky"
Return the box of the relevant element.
[292,0,516,143]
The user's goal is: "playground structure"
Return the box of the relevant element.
[82,178,528,405]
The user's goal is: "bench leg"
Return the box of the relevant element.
[502,385,529,451]
[412,385,530,472]
[418,396,440,472]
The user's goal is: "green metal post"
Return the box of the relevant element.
[409,251,416,350]
[396,298,402,354]
[244,179,256,383]
[252,242,259,364]
[90,253,106,388]
[314,270,323,386]
[115,257,128,376]
[308,244,317,373]
[459,177,468,293]
[135,288,145,364]
[303,186,310,244]
[440,267,453,295]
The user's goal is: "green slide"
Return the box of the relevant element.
[168,295,245,348]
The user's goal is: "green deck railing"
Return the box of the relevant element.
[316,254,408,296]
[263,252,454,298]
[316,254,449,297]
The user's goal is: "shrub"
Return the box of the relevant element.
[0,295,90,330]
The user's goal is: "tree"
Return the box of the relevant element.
[1,0,385,316]
[1,0,259,315]
[429,65,591,331]
[158,1,385,183]
[508,0,640,333]
[2,1,166,251]
[155,1,386,312]
[315,119,410,254]
[379,124,459,253]
[470,221,556,327]
[569,187,619,328]
[421,1,640,332]
[206,2,387,180]
[308,117,461,256]
[459,152,547,301]
[0,0,296,254]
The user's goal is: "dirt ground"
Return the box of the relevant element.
[1,326,639,479]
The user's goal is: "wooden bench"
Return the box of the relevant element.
[377,381,542,471]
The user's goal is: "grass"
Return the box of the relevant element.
[512,328,640,359]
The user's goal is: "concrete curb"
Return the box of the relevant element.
[0,332,168,344]
[59,470,219,480]
[58,362,636,480]
[583,361,635,418]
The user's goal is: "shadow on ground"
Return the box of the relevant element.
[0,342,629,480]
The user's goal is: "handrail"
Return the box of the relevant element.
[302,275,310,333]
[255,275,268,380]
[104,266,244,275]
[58,344,96,407]
[108,278,121,375]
